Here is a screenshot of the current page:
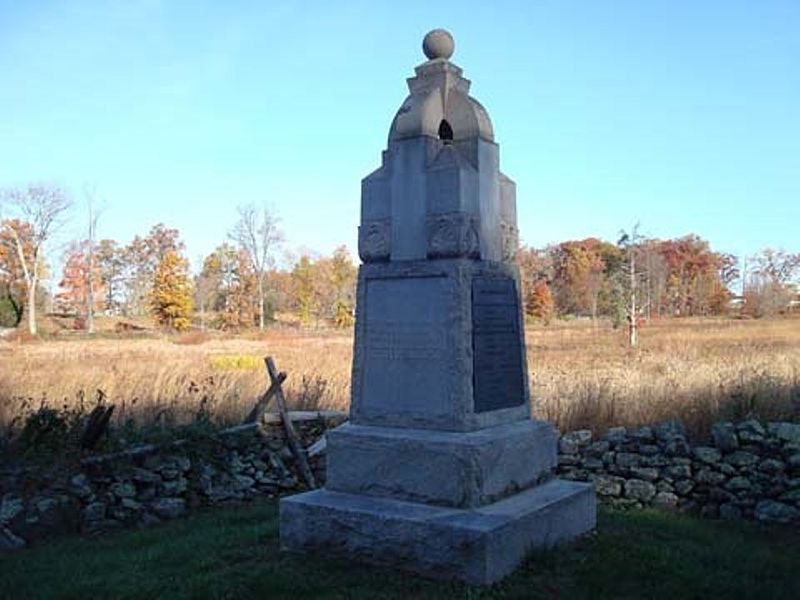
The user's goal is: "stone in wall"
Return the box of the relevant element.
[555,419,800,524]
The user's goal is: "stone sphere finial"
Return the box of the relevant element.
[422,29,454,60]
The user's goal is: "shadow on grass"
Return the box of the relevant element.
[1,502,798,599]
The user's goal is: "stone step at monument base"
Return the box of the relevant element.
[280,479,596,585]
[326,420,557,508]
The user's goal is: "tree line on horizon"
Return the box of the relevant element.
[50,221,357,333]
[517,234,800,325]
[0,184,357,334]
[1,184,799,334]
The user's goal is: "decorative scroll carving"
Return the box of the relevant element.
[358,219,391,262]
[426,213,480,259]
[500,221,518,263]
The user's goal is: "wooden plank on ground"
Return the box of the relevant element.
[260,410,347,424]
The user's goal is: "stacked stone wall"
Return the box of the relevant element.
[0,418,337,550]
[3,416,799,550]
[557,419,800,523]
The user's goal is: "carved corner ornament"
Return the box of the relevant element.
[500,221,519,262]
[358,219,391,262]
[427,213,480,259]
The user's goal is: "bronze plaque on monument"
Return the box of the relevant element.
[472,278,525,412]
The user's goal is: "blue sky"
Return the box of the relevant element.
[1,1,798,272]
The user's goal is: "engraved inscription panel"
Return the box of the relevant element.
[367,324,443,360]
[472,278,525,412]
[361,277,450,416]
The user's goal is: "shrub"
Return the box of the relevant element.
[209,354,263,371]
[14,402,85,457]
[172,330,211,345]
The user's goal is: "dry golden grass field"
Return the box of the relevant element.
[1,317,799,439]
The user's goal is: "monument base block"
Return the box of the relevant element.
[327,420,557,508]
[280,479,596,585]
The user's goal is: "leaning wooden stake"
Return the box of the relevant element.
[242,370,287,424]
[265,356,317,489]
[80,404,115,450]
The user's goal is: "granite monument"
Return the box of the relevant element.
[280,28,596,584]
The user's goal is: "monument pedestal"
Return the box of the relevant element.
[281,478,595,585]
[325,421,558,508]
[281,421,596,584]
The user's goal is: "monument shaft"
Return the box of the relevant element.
[280,29,595,584]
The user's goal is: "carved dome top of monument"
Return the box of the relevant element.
[388,31,494,144]
[422,29,454,60]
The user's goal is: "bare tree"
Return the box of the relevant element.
[640,240,668,319]
[83,185,102,334]
[752,248,800,286]
[0,184,72,334]
[618,224,647,348]
[746,248,800,317]
[230,204,282,330]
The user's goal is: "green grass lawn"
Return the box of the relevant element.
[1,501,798,600]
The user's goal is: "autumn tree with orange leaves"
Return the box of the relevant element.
[123,223,184,316]
[56,242,105,320]
[551,239,621,319]
[195,243,258,330]
[527,280,555,324]
[518,233,738,323]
